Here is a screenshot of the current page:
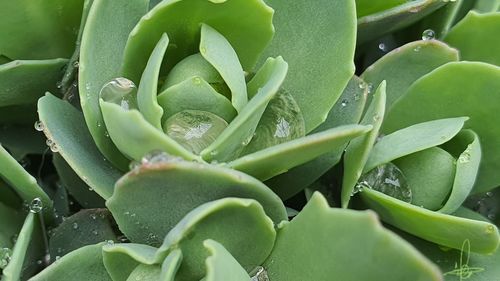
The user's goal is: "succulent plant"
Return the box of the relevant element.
[1,0,499,280]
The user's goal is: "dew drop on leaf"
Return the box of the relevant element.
[422,29,435,40]
[356,163,412,203]
[34,121,44,131]
[99,77,138,110]
[250,266,270,281]
[163,110,228,154]
[29,198,43,213]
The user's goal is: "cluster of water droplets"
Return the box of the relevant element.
[129,150,183,171]
[250,266,270,281]
[354,163,412,203]
[458,144,472,164]
[34,121,59,152]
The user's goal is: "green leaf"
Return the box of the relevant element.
[160,249,182,281]
[264,192,442,281]
[261,0,356,132]
[356,0,407,18]
[30,244,112,281]
[1,213,35,281]
[444,11,500,66]
[157,198,276,281]
[361,40,459,110]
[0,59,67,107]
[103,243,160,281]
[227,124,372,181]
[0,145,52,219]
[474,0,500,13]
[157,77,236,123]
[99,101,200,161]
[265,76,368,200]
[0,125,47,158]
[79,0,148,170]
[341,81,386,208]
[384,61,500,193]
[127,264,161,281]
[0,0,83,60]
[121,0,274,82]
[203,240,250,281]
[394,147,456,210]
[357,0,445,44]
[0,202,23,252]
[200,57,288,162]
[360,188,500,254]
[417,0,464,39]
[52,154,105,209]
[106,160,286,246]
[438,130,481,214]
[199,24,247,113]
[137,33,169,129]
[48,209,117,262]
[38,94,122,200]
[364,117,467,172]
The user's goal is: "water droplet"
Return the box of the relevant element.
[72,223,79,230]
[49,143,59,153]
[422,29,435,40]
[414,46,422,52]
[55,255,61,261]
[73,61,79,68]
[90,214,97,220]
[193,77,202,85]
[56,81,63,89]
[242,134,254,146]
[105,240,114,245]
[46,139,54,147]
[99,77,138,110]
[164,110,228,154]
[367,83,374,93]
[92,230,98,235]
[378,43,387,52]
[250,266,269,281]
[34,121,44,131]
[29,198,43,213]
[274,117,290,138]
[357,163,412,203]
[358,83,366,90]
[341,99,349,107]
[1,248,13,269]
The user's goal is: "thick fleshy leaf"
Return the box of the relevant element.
[48,209,117,262]
[103,243,159,281]
[157,77,236,123]
[261,0,356,132]
[0,145,52,218]
[200,57,288,162]
[356,0,407,18]
[0,59,66,107]
[127,264,161,281]
[0,202,23,251]
[52,154,105,208]
[157,198,276,281]
[121,0,274,82]
[384,62,500,193]
[137,33,169,129]
[160,250,183,281]
[397,223,500,281]
[341,81,386,208]
[264,192,442,281]
[79,0,148,169]
[444,11,500,66]
[227,124,372,181]
[417,0,464,39]
[360,188,500,254]
[203,240,250,281]
[1,213,35,281]
[30,244,112,281]
[361,40,458,110]
[357,0,445,44]
[474,0,500,13]
[0,0,83,60]
[364,117,467,172]
[38,94,122,200]
[100,101,200,161]
[394,148,456,210]
[107,160,286,246]
[439,130,481,214]
[199,24,247,112]
[265,76,368,200]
